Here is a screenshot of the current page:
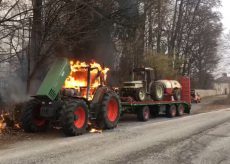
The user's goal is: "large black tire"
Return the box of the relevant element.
[137,106,150,121]
[177,104,184,116]
[173,88,181,101]
[151,83,164,101]
[61,100,89,136]
[135,88,146,101]
[21,99,49,133]
[97,91,121,129]
[166,104,177,118]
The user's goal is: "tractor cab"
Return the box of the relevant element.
[120,67,155,101]
[132,67,155,89]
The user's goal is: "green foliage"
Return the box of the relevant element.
[144,53,181,79]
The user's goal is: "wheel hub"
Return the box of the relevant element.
[74,107,86,128]
[107,98,119,122]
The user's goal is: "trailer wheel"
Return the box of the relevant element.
[150,106,159,118]
[21,100,49,133]
[166,104,177,118]
[61,100,88,136]
[97,91,121,129]
[173,88,181,101]
[137,106,150,121]
[135,88,146,101]
[177,104,184,116]
[151,83,164,101]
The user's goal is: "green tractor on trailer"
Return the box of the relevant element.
[21,58,121,136]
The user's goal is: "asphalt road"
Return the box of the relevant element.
[1,100,230,164]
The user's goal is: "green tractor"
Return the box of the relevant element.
[21,58,121,136]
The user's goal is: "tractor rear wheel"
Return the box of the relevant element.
[166,104,177,118]
[137,106,150,121]
[173,88,181,101]
[61,100,88,136]
[97,91,121,129]
[21,99,49,133]
[151,83,164,101]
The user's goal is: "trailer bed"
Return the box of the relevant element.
[121,97,191,113]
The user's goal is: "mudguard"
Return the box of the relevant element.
[90,86,121,119]
[92,86,111,104]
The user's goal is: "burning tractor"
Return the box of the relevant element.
[21,58,121,136]
[119,67,182,101]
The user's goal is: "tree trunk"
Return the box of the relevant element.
[156,0,162,53]
[28,0,43,94]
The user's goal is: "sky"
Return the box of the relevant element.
[221,0,230,32]
[214,0,230,77]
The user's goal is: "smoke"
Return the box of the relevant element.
[0,75,29,105]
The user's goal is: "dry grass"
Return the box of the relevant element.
[212,94,230,105]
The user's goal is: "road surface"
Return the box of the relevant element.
[1,106,230,164]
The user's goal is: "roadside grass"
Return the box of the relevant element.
[212,94,230,105]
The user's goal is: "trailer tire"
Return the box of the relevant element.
[137,106,150,121]
[61,100,88,136]
[151,83,164,101]
[166,104,177,118]
[97,91,121,129]
[21,99,49,133]
[177,104,184,116]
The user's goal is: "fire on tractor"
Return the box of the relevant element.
[21,58,121,136]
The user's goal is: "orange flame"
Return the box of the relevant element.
[64,60,109,99]
[0,113,7,133]
[0,112,21,133]
[89,128,102,133]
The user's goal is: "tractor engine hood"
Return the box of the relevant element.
[123,81,143,84]
[122,81,144,88]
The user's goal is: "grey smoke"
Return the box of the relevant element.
[0,75,29,105]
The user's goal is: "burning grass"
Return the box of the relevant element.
[0,105,22,135]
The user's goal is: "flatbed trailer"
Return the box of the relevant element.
[120,77,191,121]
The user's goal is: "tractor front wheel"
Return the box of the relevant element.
[97,92,121,129]
[135,88,146,101]
[61,100,88,136]
[21,99,49,133]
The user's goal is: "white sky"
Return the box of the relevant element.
[221,0,230,32]
[214,0,230,77]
